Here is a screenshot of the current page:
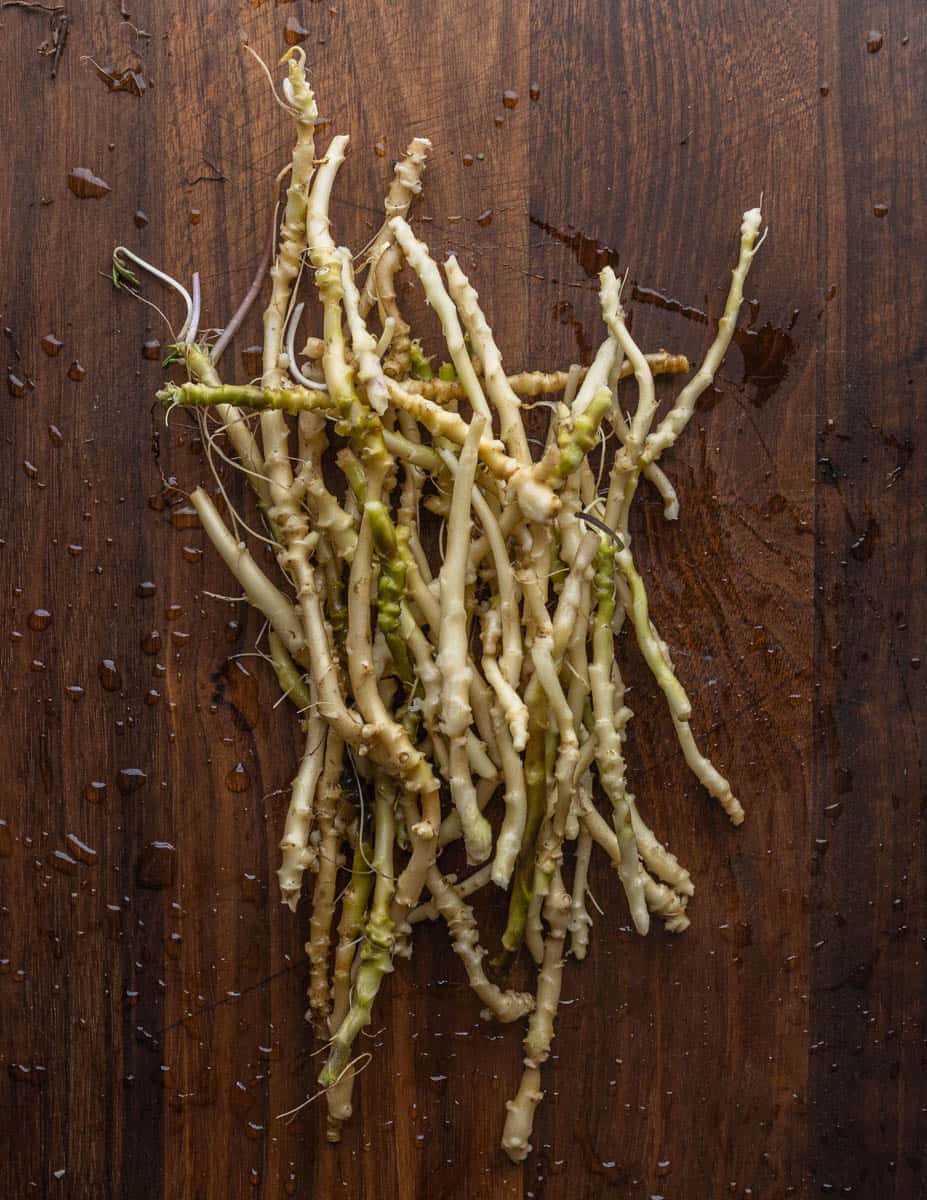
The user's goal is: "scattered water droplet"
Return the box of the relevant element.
[65,685,85,702]
[48,424,64,446]
[84,781,107,804]
[866,30,883,53]
[462,153,474,167]
[225,762,251,793]
[98,659,122,692]
[50,849,79,875]
[165,604,183,621]
[66,834,98,864]
[141,629,162,654]
[41,333,63,357]
[181,545,203,564]
[872,202,889,218]
[145,689,160,706]
[224,620,241,643]
[117,767,147,795]
[529,81,540,101]
[189,208,202,225]
[30,658,46,672]
[819,82,830,96]
[136,840,175,888]
[23,460,39,479]
[28,609,52,631]
[502,89,518,109]
[170,506,201,530]
[142,339,162,360]
[137,580,157,598]
[134,210,149,228]
[0,821,13,858]
[67,167,111,199]
[284,15,309,44]
[8,373,26,397]
[67,361,86,382]
[67,543,83,556]
[373,138,386,158]
[493,113,505,127]
[477,209,493,227]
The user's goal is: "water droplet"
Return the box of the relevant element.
[84,781,107,804]
[181,545,203,563]
[872,202,889,218]
[67,543,83,556]
[66,834,98,864]
[48,424,64,446]
[50,849,79,875]
[866,30,883,53]
[23,460,39,479]
[8,373,27,397]
[68,167,111,199]
[224,620,241,643]
[134,209,149,228]
[373,138,386,158]
[493,113,505,127]
[502,89,518,109]
[142,339,162,360]
[911,657,922,670]
[189,208,202,226]
[819,82,830,96]
[141,629,162,654]
[284,15,309,44]
[137,580,157,598]
[165,604,183,622]
[284,1175,299,1197]
[225,762,251,793]
[462,153,474,167]
[117,767,147,795]
[98,659,122,692]
[170,506,201,530]
[28,609,52,631]
[41,333,63,357]
[30,658,46,672]
[240,872,261,903]
[67,361,86,382]
[65,685,85,702]
[171,630,191,645]
[145,689,160,706]
[0,820,13,858]
[136,840,175,888]
[529,81,540,101]
[477,209,493,227]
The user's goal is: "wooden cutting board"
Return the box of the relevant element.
[1,2,923,1196]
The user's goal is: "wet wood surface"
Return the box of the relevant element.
[0,1,924,1196]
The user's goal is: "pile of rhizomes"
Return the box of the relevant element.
[116,47,764,1160]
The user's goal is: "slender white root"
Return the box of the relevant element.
[642,207,764,465]
[502,869,572,1162]
[425,866,534,1022]
[627,796,694,895]
[569,825,594,960]
[444,256,531,465]
[438,415,491,863]
[306,734,345,1026]
[190,487,306,659]
[277,707,327,911]
[408,864,493,924]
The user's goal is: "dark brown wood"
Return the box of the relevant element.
[0,2,923,1196]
